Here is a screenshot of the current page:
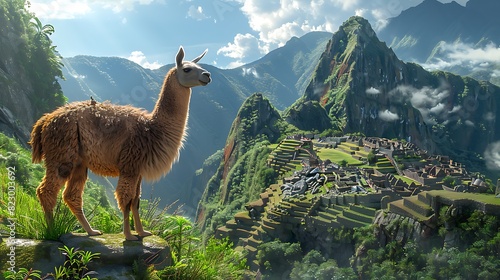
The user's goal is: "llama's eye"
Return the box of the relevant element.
[183,68,192,73]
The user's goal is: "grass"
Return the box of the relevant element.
[427,190,500,206]
[268,144,279,150]
[1,188,79,240]
[316,148,364,166]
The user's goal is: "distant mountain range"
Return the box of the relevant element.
[378,0,500,86]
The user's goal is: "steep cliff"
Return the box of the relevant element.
[0,1,65,144]
[197,93,293,234]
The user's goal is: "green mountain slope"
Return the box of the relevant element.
[197,16,500,236]
[196,93,296,235]
[0,0,65,143]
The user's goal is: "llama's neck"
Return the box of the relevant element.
[151,68,191,128]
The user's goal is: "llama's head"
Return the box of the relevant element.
[175,46,211,88]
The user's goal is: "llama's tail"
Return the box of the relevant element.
[30,115,46,163]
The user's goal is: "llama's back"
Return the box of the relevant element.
[30,103,86,165]
[29,100,177,180]
[43,101,150,176]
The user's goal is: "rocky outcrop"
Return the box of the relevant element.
[0,233,169,279]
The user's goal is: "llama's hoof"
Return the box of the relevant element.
[88,229,102,236]
[125,234,140,241]
[138,230,152,237]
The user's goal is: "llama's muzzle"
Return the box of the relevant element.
[200,71,211,85]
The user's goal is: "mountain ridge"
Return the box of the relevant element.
[297,16,499,158]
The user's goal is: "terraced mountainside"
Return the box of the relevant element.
[209,135,500,273]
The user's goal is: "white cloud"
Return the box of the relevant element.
[366,87,380,95]
[217,0,429,66]
[127,51,162,70]
[29,0,92,19]
[187,5,209,21]
[484,112,495,121]
[465,120,475,127]
[217,33,264,68]
[242,67,259,78]
[446,42,500,64]
[29,0,162,19]
[484,141,500,171]
[389,84,454,124]
[378,109,399,121]
[423,42,500,71]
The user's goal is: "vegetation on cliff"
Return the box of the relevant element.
[252,208,500,279]
[197,93,300,238]
[0,0,66,140]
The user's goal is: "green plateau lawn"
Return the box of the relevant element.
[316,148,364,166]
[428,190,500,206]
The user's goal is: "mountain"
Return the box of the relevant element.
[378,0,500,86]
[197,16,500,233]
[196,93,289,234]
[289,16,500,162]
[58,32,332,216]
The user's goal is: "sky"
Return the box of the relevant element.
[28,0,469,69]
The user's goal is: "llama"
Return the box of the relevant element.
[30,47,211,240]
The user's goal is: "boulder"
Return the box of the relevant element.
[59,233,171,278]
[0,238,64,275]
[0,233,170,279]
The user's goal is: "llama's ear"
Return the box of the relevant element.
[176,46,185,67]
[192,49,208,63]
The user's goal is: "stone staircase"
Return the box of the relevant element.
[388,192,434,221]
[309,197,377,229]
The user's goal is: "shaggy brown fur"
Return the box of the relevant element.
[30,47,211,240]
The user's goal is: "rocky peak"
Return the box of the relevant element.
[292,15,500,165]
[297,16,434,150]
[222,94,282,175]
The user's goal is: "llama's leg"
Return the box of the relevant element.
[116,174,140,241]
[36,168,66,227]
[131,178,152,237]
[63,163,101,236]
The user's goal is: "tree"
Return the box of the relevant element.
[29,16,54,43]
[367,151,377,164]
[257,241,302,278]
[442,175,457,187]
